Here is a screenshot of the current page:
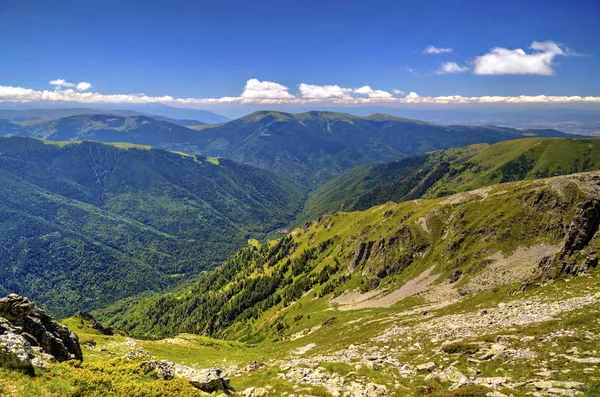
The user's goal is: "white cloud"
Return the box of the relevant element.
[353,85,393,99]
[241,78,294,99]
[473,41,569,75]
[49,79,75,88]
[437,62,470,74]
[76,82,92,91]
[1,78,599,107]
[393,89,405,96]
[424,45,453,54]
[298,83,353,99]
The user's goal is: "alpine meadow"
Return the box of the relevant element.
[1,1,600,397]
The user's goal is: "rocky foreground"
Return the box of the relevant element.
[0,294,82,375]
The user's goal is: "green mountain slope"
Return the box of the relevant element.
[22,114,203,148]
[98,170,600,341]
[301,138,600,221]
[193,111,576,186]
[0,137,305,317]
[1,111,579,188]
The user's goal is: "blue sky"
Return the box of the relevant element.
[0,0,599,111]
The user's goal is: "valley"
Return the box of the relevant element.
[0,110,599,397]
[1,172,599,396]
[3,2,600,396]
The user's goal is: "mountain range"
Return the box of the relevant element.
[0,102,230,124]
[98,169,600,340]
[1,108,599,396]
[0,110,580,187]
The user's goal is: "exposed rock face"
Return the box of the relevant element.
[560,197,600,257]
[528,196,600,285]
[0,294,82,374]
[241,387,269,397]
[0,294,35,321]
[348,242,369,273]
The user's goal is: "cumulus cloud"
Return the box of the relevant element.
[49,79,75,88]
[1,78,599,107]
[437,62,470,74]
[298,83,353,99]
[424,45,453,54]
[76,82,92,91]
[393,89,405,96]
[241,78,294,99]
[353,86,393,98]
[473,41,570,75]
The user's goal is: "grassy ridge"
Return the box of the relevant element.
[301,138,600,221]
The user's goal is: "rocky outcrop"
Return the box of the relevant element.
[348,241,373,273]
[404,161,450,200]
[0,332,35,375]
[133,354,232,393]
[560,197,600,257]
[0,294,82,375]
[529,197,600,284]
[241,387,269,397]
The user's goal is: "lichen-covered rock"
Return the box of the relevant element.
[179,366,231,393]
[0,294,35,321]
[365,382,387,397]
[0,333,34,375]
[416,361,437,372]
[244,360,265,372]
[137,359,231,393]
[139,359,176,380]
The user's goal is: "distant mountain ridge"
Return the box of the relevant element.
[0,103,229,124]
[0,109,581,187]
[0,108,206,127]
[191,110,578,186]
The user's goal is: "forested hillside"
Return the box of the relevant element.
[99,171,600,341]
[0,137,305,317]
[301,138,600,221]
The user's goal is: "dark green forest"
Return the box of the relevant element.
[0,137,305,317]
